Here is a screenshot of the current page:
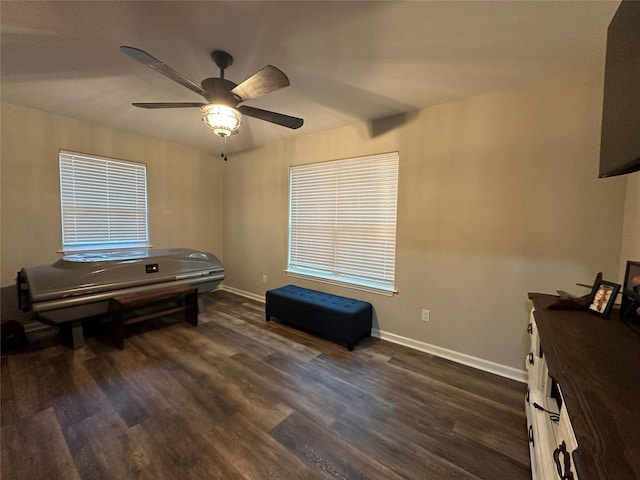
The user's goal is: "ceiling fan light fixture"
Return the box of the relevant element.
[201,104,242,137]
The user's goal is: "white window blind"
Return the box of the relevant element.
[288,152,399,295]
[59,151,149,252]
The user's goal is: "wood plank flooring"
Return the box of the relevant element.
[1,290,531,479]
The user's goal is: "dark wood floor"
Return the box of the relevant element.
[1,290,531,479]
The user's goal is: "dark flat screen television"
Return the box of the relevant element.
[599,0,640,178]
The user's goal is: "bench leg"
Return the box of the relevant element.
[185,291,198,326]
[111,308,125,350]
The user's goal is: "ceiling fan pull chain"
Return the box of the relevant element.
[220,136,228,161]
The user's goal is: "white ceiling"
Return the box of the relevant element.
[1,1,620,155]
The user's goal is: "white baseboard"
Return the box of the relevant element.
[218,285,265,303]
[217,285,527,383]
[372,328,527,383]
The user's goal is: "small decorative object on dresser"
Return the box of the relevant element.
[587,277,620,318]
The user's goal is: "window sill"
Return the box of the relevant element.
[285,270,397,297]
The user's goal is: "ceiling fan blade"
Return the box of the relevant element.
[121,46,208,98]
[132,102,205,109]
[231,65,290,102]
[238,105,303,129]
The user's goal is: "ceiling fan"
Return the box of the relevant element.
[120,46,304,138]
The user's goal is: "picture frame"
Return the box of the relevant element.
[588,278,621,318]
[623,260,640,299]
[621,261,640,322]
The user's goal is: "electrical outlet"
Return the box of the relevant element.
[421,309,430,322]
[262,274,267,283]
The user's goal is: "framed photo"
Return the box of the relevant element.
[623,261,640,298]
[621,261,640,322]
[588,278,621,318]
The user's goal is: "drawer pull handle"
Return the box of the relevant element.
[528,353,534,365]
[526,388,530,403]
[528,425,534,446]
[553,441,574,480]
[527,323,533,334]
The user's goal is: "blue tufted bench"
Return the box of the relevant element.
[265,285,372,351]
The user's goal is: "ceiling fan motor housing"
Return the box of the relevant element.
[201,78,241,106]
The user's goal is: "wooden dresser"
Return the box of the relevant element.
[526,293,640,479]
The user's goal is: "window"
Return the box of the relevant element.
[287,152,399,295]
[59,151,149,252]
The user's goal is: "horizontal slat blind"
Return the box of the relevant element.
[288,152,399,294]
[59,151,149,252]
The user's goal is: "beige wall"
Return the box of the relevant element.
[1,103,223,317]
[1,68,632,373]
[222,71,627,372]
